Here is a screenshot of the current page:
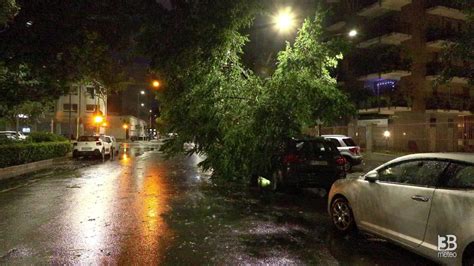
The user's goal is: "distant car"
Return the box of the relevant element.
[72,135,112,159]
[104,135,119,155]
[322,135,362,171]
[0,131,27,140]
[328,153,474,266]
[268,137,346,191]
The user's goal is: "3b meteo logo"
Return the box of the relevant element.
[437,235,457,258]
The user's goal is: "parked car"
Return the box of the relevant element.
[72,135,112,159]
[104,135,120,155]
[0,131,27,140]
[328,153,474,265]
[322,135,362,171]
[269,137,347,191]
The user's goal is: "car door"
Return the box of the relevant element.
[420,162,474,263]
[359,160,449,248]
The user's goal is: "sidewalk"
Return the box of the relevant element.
[0,155,71,181]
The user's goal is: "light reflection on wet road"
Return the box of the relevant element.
[0,141,204,264]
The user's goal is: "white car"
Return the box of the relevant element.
[328,153,474,265]
[0,131,27,140]
[103,135,119,155]
[322,135,362,171]
[72,135,112,159]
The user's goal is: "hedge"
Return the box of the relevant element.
[0,141,72,168]
[27,131,68,142]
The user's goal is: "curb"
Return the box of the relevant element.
[0,156,70,181]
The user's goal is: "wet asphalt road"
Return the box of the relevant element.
[0,141,434,265]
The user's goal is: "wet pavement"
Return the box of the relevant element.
[0,141,435,265]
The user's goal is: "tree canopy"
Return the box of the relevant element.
[0,0,158,115]
[140,2,353,180]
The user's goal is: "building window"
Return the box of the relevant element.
[70,86,79,95]
[63,104,78,112]
[86,87,95,99]
[448,118,454,128]
[86,104,96,112]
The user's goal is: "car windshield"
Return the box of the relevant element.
[78,136,99,142]
[343,138,357,147]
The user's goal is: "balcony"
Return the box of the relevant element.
[353,45,412,81]
[358,95,411,114]
[426,62,470,84]
[426,0,467,20]
[426,96,473,113]
[357,0,412,17]
[357,13,411,48]
[426,26,459,50]
[325,10,347,32]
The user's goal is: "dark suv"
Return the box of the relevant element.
[269,137,346,191]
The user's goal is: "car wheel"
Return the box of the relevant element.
[331,197,356,234]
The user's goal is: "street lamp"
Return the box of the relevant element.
[93,115,104,134]
[348,29,358,38]
[383,130,391,151]
[94,115,104,124]
[152,80,160,89]
[273,8,295,33]
[123,124,129,141]
[140,90,145,95]
[141,103,145,107]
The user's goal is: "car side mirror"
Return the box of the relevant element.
[365,171,379,183]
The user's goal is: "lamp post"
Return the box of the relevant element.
[123,124,129,141]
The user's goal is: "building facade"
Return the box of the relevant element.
[37,84,108,138]
[107,115,148,141]
[324,0,474,151]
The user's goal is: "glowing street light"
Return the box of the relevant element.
[348,29,358,38]
[273,8,295,33]
[152,80,160,88]
[141,103,145,107]
[122,124,128,129]
[140,90,146,95]
[383,130,391,151]
[94,115,104,124]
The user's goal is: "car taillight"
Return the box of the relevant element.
[349,147,358,154]
[336,156,346,166]
[283,154,300,164]
[96,142,102,146]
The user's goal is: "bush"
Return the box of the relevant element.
[27,131,68,142]
[0,141,72,168]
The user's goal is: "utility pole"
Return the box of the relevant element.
[68,92,72,139]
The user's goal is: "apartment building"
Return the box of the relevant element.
[37,84,108,138]
[324,0,474,151]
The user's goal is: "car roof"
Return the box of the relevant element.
[321,135,349,138]
[291,136,327,142]
[387,153,474,165]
